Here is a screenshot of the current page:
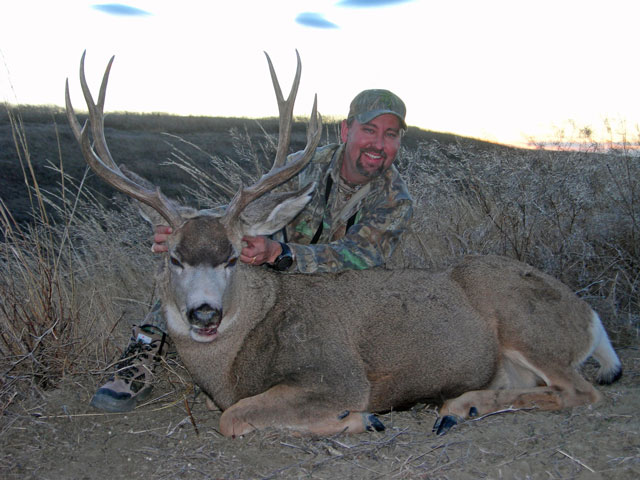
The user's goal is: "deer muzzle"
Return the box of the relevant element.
[187,304,223,341]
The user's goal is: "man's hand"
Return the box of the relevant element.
[151,225,173,253]
[240,236,282,266]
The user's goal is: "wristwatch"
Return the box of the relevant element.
[271,242,294,271]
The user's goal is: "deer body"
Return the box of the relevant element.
[159,222,619,436]
[168,263,497,411]
[66,52,621,437]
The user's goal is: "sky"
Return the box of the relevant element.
[1,0,639,147]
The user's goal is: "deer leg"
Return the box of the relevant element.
[434,370,602,435]
[219,383,380,437]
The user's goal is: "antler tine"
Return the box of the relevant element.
[79,51,119,170]
[265,49,301,169]
[65,50,115,160]
[77,127,182,227]
[64,79,83,143]
[66,53,184,229]
[222,51,322,229]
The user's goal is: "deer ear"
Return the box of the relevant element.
[240,183,315,236]
[137,202,166,228]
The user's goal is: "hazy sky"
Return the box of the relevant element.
[1,0,638,146]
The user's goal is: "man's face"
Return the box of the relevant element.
[340,114,402,185]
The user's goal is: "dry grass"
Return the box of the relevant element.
[393,139,639,339]
[0,107,157,414]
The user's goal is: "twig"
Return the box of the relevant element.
[184,397,199,436]
[126,426,167,435]
[280,441,314,454]
[326,438,353,449]
[468,406,536,422]
[557,449,595,473]
[166,416,192,437]
[32,398,186,419]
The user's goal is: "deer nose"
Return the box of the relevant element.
[188,304,222,327]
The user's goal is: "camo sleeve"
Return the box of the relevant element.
[288,188,413,273]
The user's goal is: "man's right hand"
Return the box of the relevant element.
[151,225,172,253]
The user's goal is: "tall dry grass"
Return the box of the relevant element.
[1,106,638,414]
[0,108,157,411]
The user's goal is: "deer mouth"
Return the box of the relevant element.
[188,305,222,342]
[190,324,220,342]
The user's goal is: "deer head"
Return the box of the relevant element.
[65,51,322,342]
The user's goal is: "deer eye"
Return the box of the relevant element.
[225,257,238,269]
[170,256,183,269]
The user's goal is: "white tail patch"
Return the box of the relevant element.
[587,310,623,384]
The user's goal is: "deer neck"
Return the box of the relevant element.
[220,264,280,338]
[167,264,281,409]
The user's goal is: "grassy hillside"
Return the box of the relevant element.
[0,105,499,224]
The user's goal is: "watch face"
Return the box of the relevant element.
[273,242,293,271]
[276,255,293,271]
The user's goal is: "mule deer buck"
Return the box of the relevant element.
[65,51,622,437]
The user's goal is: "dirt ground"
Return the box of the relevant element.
[1,347,638,480]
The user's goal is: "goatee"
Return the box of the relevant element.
[355,150,387,179]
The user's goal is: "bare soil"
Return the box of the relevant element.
[1,348,638,479]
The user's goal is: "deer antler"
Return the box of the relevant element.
[65,51,184,229]
[221,50,322,229]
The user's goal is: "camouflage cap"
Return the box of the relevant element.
[347,89,407,130]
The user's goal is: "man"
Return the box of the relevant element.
[91,89,414,412]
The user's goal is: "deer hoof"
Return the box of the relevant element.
[363,413,386,432]
[433,415,459,435]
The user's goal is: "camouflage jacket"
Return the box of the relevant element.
[277,143,413,273]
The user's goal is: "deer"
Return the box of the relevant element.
[65,51,622,437]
